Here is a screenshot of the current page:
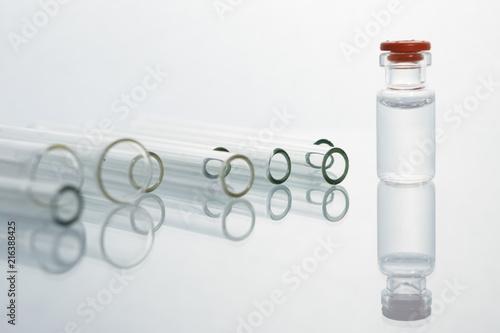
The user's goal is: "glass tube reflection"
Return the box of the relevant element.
[0,217,86,274]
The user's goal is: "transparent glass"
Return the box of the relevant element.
[0,125,152,203]
[0,138,84,196]
[377,181,435,321]
[377,52,435,184]
[132,114,331,147]
[127,134,255,198]
[81,198,156,269]
[0,176,83,225]
[124,120,348,186]
[157,177,256,241]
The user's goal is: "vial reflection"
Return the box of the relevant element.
[377,181,435,321]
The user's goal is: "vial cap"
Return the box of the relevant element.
[380,40,431,52]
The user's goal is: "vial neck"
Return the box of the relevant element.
[385,66,426,90]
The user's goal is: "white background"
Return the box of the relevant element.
[1,0,500,332]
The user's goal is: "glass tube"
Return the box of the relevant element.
[0,176,83,225]
[32,121,165,193]
[219,141,349,186]
[123,126,292,184]
[0,138,84,200]
[132,115,332,147]
[110,132,255,198]
[33,122,256,198]
[119,125,349,186]
[0,125,152,204]
[281,144,349,185]
[130,115,349,185]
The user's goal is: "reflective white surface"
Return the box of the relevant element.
[1,0,500,332]
[0,126,499,332]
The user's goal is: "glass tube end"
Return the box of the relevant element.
[51,185,83,225]
[221,154,255,198]
[97,138,152,204]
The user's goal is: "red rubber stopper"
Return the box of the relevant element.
[381,40,430,62]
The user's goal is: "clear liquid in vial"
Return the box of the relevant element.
[377,95,435,184]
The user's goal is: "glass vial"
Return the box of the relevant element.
[377,40,435,183]
[377,181,435,321]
